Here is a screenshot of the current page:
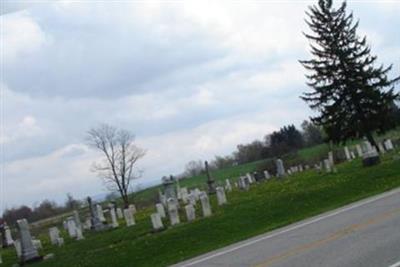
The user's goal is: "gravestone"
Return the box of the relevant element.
[123,208,135,227]
[363,141,373,153]
[158,190,167,207]
[181,187,189,204]
[66,217,77,238]
[185,204,196,222]
[108,203,119,228]
[73,210,84,240]
[167,199,180,226]
[48,227,62,246]
[216,187,227,205]
[88,197,106,231]
[356,144,363,157]
[328,151,334,166]
[96,204,106,222]
[275,159,286,178]
[344,146,351,161]
[116,208,124,219]
[225,179,232,192]
[205,161,216,194]
[14,239,21,258]
[16,219,41,263]
[263,170,271,179]
[246,173,254,184]
[176,179,182,200]
[199,192,212,217]
[4,224,14,246]
[32,239,42,250]
[162,175,177,200]
[362,149,380,167]
[156,203,166,218]
[187,193,197,206]
[150,213,164,231]
[384,139,394,150]
[323,159,332,173]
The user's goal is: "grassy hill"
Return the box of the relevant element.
[1,146,400,267]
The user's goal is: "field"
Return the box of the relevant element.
[1,147,400,267]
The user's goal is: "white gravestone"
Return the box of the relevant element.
[66,217,77,238]
[167,199,180,226]
[185,204,196,222]
[73,210,84,240]
[225,179,232,192]
[276,159,286,178]
[96,205,106,222]
[216,187,227,206]
[181,187,189,204]
[32,239,42,250]
[4,225,14,246]
[187,193,197,206]
[123,208,135,227]
[156,203,166,218]
[199,192,212,217]
[48,227,61,245]
[263,170,271,179]
[109,204,119,228]
[151,213,164,231]
[323,159,332,173]
[384,139,394,150]
[356,144,363,157]
[344,146,351,161]
[16,219,40,262]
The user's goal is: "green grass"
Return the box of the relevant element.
[2,150,400,267]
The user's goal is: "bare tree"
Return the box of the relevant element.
[87,124,146,208]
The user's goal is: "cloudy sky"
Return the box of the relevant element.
[1,0,399,213]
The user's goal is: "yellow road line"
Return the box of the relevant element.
[254,208,400,267]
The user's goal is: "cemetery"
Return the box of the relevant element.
[1,137,400,266]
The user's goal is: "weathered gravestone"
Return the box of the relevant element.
[181,187,189,204]
[378,143,386,154]
[16,219,41,263]
[96,204,106,222]
[275,159,286,178]
[216,187,227,206]
[129,204,137,214]
[263,170,271,179]
[123,208,135,227]
[3,224,14,247]
[344,146,351,161]
[362,149,380,167]
[48,227,63,246]
[108,203,119,228]
[167,198,180,226]
[88,197,106,231]
[205,161,216,194]
[185,204,196,222]
[150,213,164,231]
[199,192,212,217]
[66,217,77,238]
[156,203,166,218]
[384,139,394,150]
[73,210,84,240]
[225,179,232,192]
[162,175,177,200]
[323,159,332,173]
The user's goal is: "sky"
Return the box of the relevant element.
[1,0,399,214]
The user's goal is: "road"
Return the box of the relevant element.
[172,188,400,267]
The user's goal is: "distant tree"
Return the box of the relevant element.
[300,0,400,148]
[31,200,59,221]
[87,124,146,208]
[270,125,304,155]
[65,193,80,210]
[2,206,32,225]
[234,140,265,164]
[211,155,235,169]
[301,120,324,146]
[184,160,204,177]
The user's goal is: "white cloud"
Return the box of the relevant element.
[1,11,49,63]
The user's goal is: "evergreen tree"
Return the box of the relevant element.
[300,0,400,148]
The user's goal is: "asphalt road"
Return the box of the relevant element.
[173,188,400,267]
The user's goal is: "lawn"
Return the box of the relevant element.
[2,149,400,267]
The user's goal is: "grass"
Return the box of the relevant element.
[2,149,400,267]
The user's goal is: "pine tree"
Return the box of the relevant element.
[300,0,399,149]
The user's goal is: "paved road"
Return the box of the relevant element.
[173,188,400,267]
